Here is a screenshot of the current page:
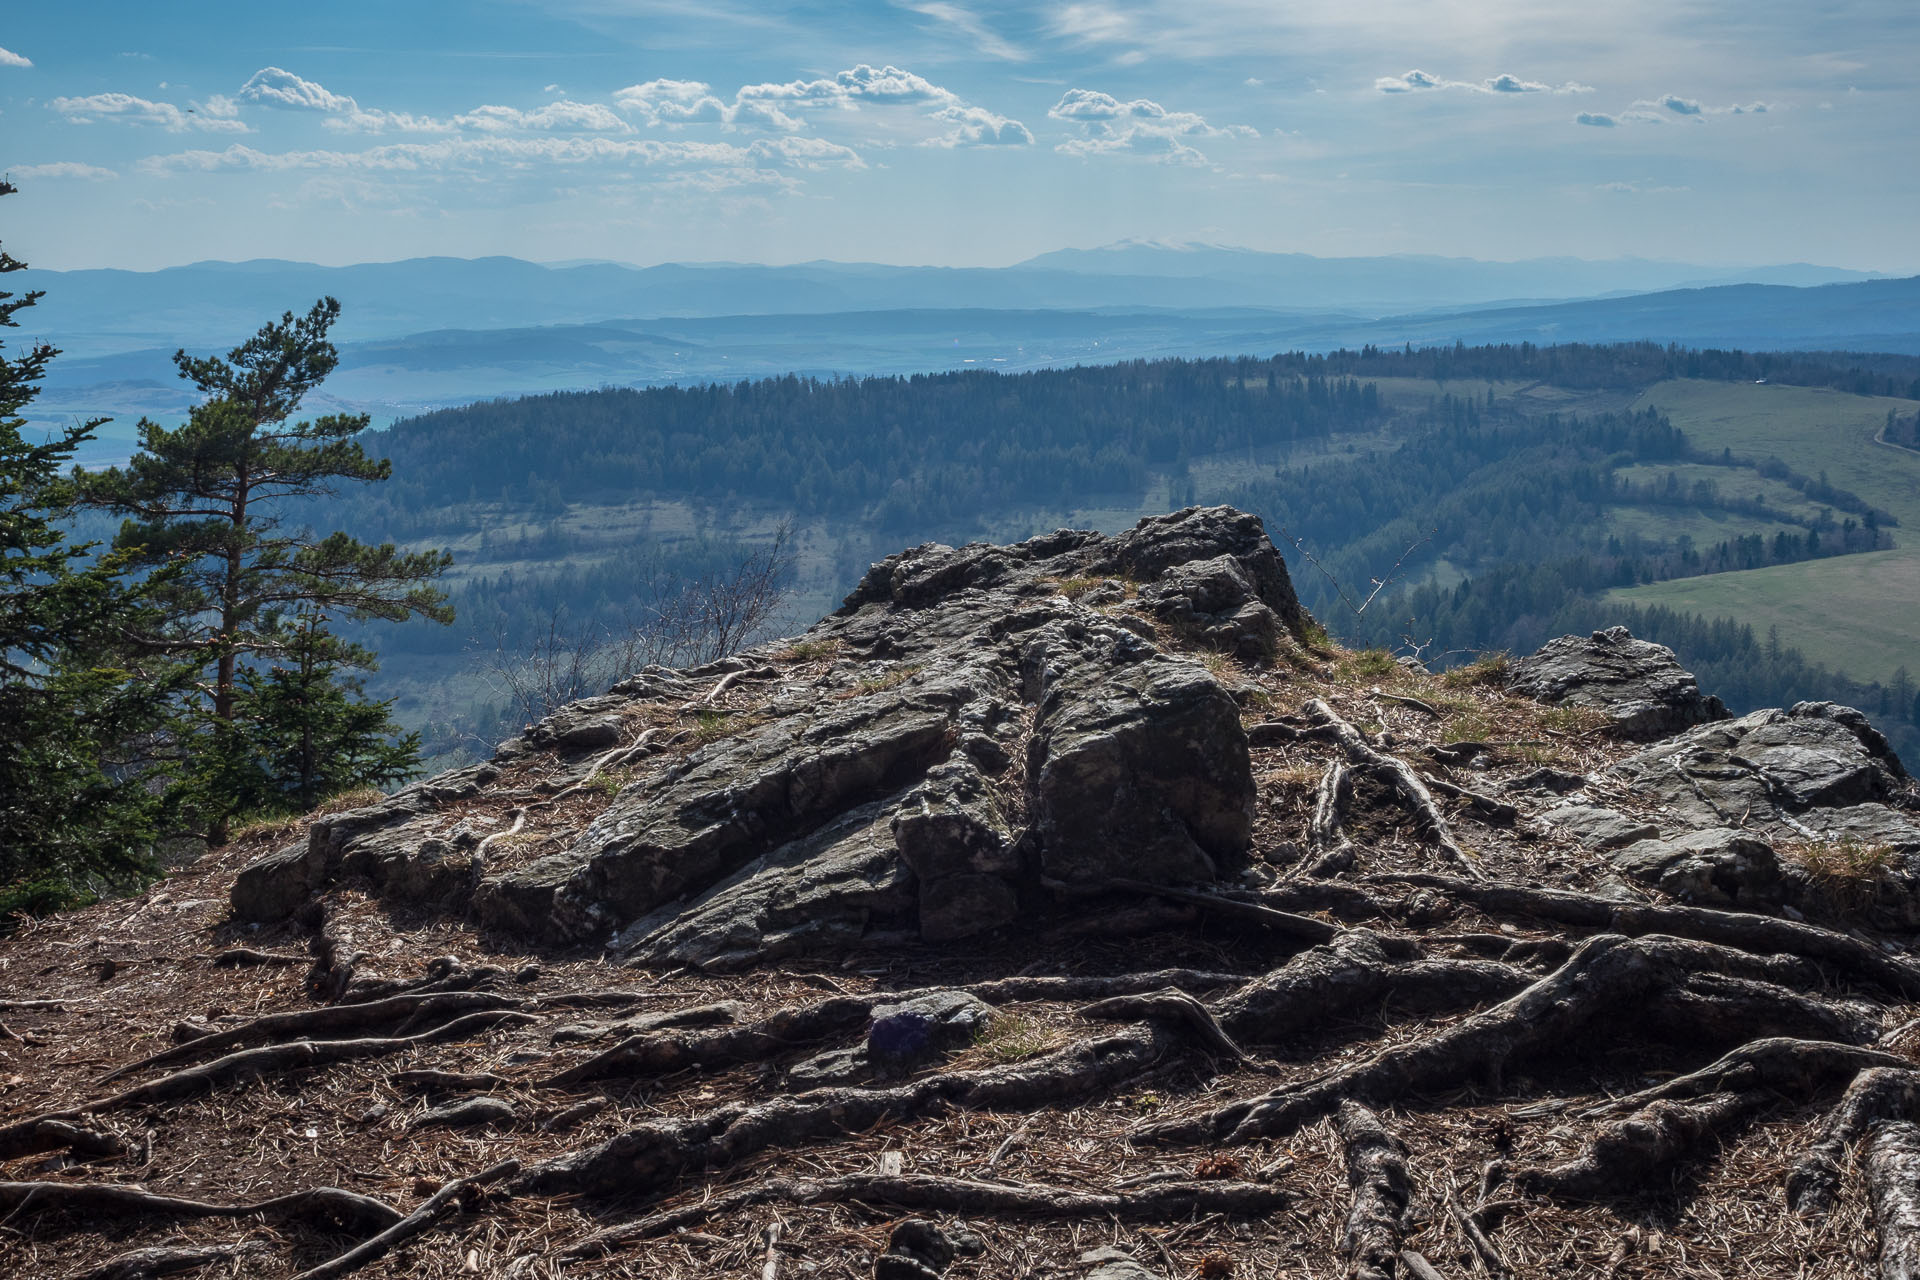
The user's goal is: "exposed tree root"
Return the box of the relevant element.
[1420,775,1518,823]
[0,1181,401,1236]
[1077,988,1253,1065]
[1209,930,1530,1047]
[1515,1090,1767,1200]
[1369,872,1920,998]
[1105,878,1342,945]
[14,1010,534,1128]
[1302,699,1483,879]
[1869,1121,1920,1280]
[0,1117,129,1162]
[97,991,526,1084]
[1309,762,1350,853]
[1138,933,1885,1147]
[517,1022,1176,1198]
[78,1242,270,1280]
[287,1157,519,1280]
[543,972,1244,1088]
[77,1242,270,1280]
[1336,1102,1413,1280]
[561,1172,1293,1260]
[1789,1065,1920,1221]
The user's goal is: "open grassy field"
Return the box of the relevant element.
[1612,380,1920,684]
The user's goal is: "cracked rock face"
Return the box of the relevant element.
[1507,625,1730,740]
[230,507,1306,967]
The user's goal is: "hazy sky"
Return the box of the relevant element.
[3,1,1915,272]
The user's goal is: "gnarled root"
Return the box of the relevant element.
[1337,1102,1413,1280]
[288,1157,520,1280]
[1368,872,1920,998]
[97,990,525,1084]
[1869,1122,1920,1280]
[1303,699,1482,879]
[1789,1065,1920,1221]
[1078,988,1252,1065]
[0,1117,129,1162]
[1515,1091,1767,1200]
[544,971,1243,1088]
[0,1182,401,1236]
[19,1010,534,1129]
[77,1242,271,1280]
[561,1172,1292,1261]
[1210,930,1530,1046]
[1139,933,1885,1148]
[518,1022,1174,1199]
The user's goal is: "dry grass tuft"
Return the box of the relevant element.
[1785,837,1898,909]
[1439,651,1512,688]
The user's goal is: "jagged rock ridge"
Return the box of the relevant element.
[234,506,1303,965]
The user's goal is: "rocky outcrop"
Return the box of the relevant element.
[1507,625,1729,740]
[230,507,1309,966]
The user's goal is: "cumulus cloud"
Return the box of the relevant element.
[10,161,116,180]
[1574,111,1617,127]
[239,66,356,113]
[1049,89,1253,166]
[1377,69,1593,95]
[924,104,1034,148]
[613,79,731,126]
[1660,94,1703,116]
[614,63,1021,150]
[51,92,250,133]
[0,45,31,69]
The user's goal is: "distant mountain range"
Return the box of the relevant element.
[28,243,1892,357]
[21,244,1919,466]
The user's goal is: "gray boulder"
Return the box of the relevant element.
[891,760,1021,941]
[1604,701,1909,834]
[1029,636,1255,891]
[1609,828,1783,907]
[1508,626,1728,740]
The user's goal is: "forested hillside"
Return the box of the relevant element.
[316,341,1920,763]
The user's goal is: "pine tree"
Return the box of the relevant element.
[231,612,421,815]
[81,297,452,838]
[0,181,184,912]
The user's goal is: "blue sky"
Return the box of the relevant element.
[3,1,1915,271]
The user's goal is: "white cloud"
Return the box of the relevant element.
[51,92,250,133]
[1049,89,1253,166]
[744,135,866,169]
[893,2,1028,61]
[10,161,117,180]
[1574,111,1618,127]
[924,104,1034,148]
[239,67,356,113]
[453,101,632,133]
[613,79,731,126]
[1059,131,1208,166]
[1636,93,1774,118]
[0,45,30,69]
[1376,69,1445,93]
[614,64,1020,152]
[1378,69,1594,95]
